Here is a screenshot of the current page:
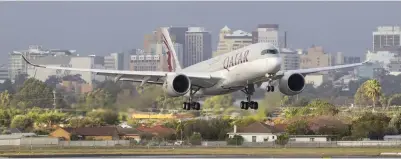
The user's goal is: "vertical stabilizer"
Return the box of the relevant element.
[161,27,182,72]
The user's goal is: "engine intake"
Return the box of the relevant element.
[163,73,191,97]
[278,72,305,96]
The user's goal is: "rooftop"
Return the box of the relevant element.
[230,122,284,134]
[220,25,231,32]
[187,27,207,33]
[226,30,251,37]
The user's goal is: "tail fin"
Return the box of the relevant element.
[161,27,182,72]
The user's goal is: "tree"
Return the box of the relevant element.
[256,92,283,119]
[11,78,55,109]
[304,99,339,116]
[44,75,62,88]
[226,135,244,145]
[275,134,289,146]
[13,73,28,90]
[86,109,120,125]
[189,132,202,145]
[156,95,185,110]
[351,112,390,140]
[38,111,67,128]
[79,89,114,110]
[354,83,371,106]
[0,90,12,108]
[285,120,313,135]
[203,94,234,113]
[0,79,14,94]
[387,94,401,108]
[363,79,382,110]
[68,117,102,128]
[0,108,21,127]
[10,115,34,132]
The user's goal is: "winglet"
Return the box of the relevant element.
[161,27,182,72]
[21,54,44,68]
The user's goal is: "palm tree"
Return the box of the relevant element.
[363,79,382,112]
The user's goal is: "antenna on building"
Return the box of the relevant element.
[284,31,287,48]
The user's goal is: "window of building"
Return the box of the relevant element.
[252,136,256,142]
[310,138,315,142]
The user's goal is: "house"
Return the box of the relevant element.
[50,127,120,141]
[227,122,284,142]
[117,127,141,142]
[289,135,335,142]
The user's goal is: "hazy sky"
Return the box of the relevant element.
[1,1,401,64]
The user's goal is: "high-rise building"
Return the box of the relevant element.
[300,46,333,69]
[169,27,188,49]
[130,43,183,71]
[252,24,279,47]
[333,52,361,65]
[214,26,252,57]
[280,48,300,71]
[0,65,9,83]
[104,52,124,70]
[373,26,401,52]
[184,27,212,67]
[8,45,76,81]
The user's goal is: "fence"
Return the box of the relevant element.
[1,139,401,148]
[59,140,130,147]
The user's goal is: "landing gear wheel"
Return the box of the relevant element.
[193,102,201,110]
[183,102,187,110]
[253,102,259,110]
[244,102,249,110]
[186,102,191,110]
[240,101,245,109]
[267,86,275,92]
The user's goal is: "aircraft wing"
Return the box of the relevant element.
[22,55,222,88]
[275,59,370,78]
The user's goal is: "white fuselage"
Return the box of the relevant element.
[178,43,281,97]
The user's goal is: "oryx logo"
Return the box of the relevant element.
[162,34,173,72]
[223,50,249,69]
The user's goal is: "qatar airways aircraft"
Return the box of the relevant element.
[22,27,369,111]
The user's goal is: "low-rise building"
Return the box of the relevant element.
[227,122,284,142]
[304,73,329,88]
[289,135,335,142]
[50,127,121,141]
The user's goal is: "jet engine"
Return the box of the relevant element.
[278,72,305,96]
[163,73,191,97]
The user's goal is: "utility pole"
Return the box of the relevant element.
[53,90,56,110]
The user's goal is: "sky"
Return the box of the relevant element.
[1,1,401,64]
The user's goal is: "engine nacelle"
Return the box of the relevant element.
[163,73,191,97]
[278,72,306,96]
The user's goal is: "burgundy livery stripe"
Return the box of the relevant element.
[162,34,173,72]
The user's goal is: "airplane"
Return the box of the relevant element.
[21,27,370,111]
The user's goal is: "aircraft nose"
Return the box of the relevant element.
[267,57,281,73]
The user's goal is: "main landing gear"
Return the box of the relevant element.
[183,102,200,110]
[182,87,201,111]
[240,84,259,110]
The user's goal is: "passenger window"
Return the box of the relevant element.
[261,49,278,55]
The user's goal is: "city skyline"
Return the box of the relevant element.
[1,2,401,64]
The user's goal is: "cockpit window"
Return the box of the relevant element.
[261,49,278,55]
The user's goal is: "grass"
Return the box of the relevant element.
[0,147,400,157]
